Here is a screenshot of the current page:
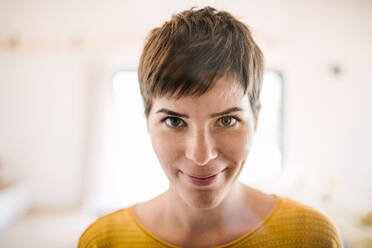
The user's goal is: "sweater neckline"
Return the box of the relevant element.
[128,194,282,248]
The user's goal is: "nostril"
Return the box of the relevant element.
[185,147,218,166]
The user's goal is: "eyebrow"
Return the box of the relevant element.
[210,107,244,118]
[155,107,244,118]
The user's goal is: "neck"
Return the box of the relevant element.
[162,182,247,234]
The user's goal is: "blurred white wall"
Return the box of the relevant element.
[0,52,87,209]
[0,0,371,218]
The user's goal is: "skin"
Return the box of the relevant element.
[134,77,277,247]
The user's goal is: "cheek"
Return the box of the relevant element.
[217,128,253,162]
[150,130,184,169]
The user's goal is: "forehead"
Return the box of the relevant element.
[151,77,248,114]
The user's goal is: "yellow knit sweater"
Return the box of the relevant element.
[78,197,341,247]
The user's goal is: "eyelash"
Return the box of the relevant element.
[160,116,186,128]
[160,115,241,128]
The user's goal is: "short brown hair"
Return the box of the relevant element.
[138,6,264,117]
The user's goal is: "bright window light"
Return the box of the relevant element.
[240,71,283,187]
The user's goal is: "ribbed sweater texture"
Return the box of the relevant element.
[78,197,341,248]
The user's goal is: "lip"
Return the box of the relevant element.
[182,171,222,187]
[188,173,218,179]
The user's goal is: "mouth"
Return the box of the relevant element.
[181,169,225,187]
[188,173,219,179]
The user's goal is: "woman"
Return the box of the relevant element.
[79,7,341,248]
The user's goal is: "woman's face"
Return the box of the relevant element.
[147,77,259,209]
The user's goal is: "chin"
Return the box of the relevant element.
[182,188,226,209]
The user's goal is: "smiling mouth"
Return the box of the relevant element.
[181,169,225,186]
[188,174,218,179]
[183,168,226,179]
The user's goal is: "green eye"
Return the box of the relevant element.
[165,117,184,127]
[218,116,237,127]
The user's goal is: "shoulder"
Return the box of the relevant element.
[78,207,138,248]
[263,197,342,247]
[277,197,337,226]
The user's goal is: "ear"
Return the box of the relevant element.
[254,101,262,133]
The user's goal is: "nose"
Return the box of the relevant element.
[184,128,218,166]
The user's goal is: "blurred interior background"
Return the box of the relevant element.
[1,0,372,247]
